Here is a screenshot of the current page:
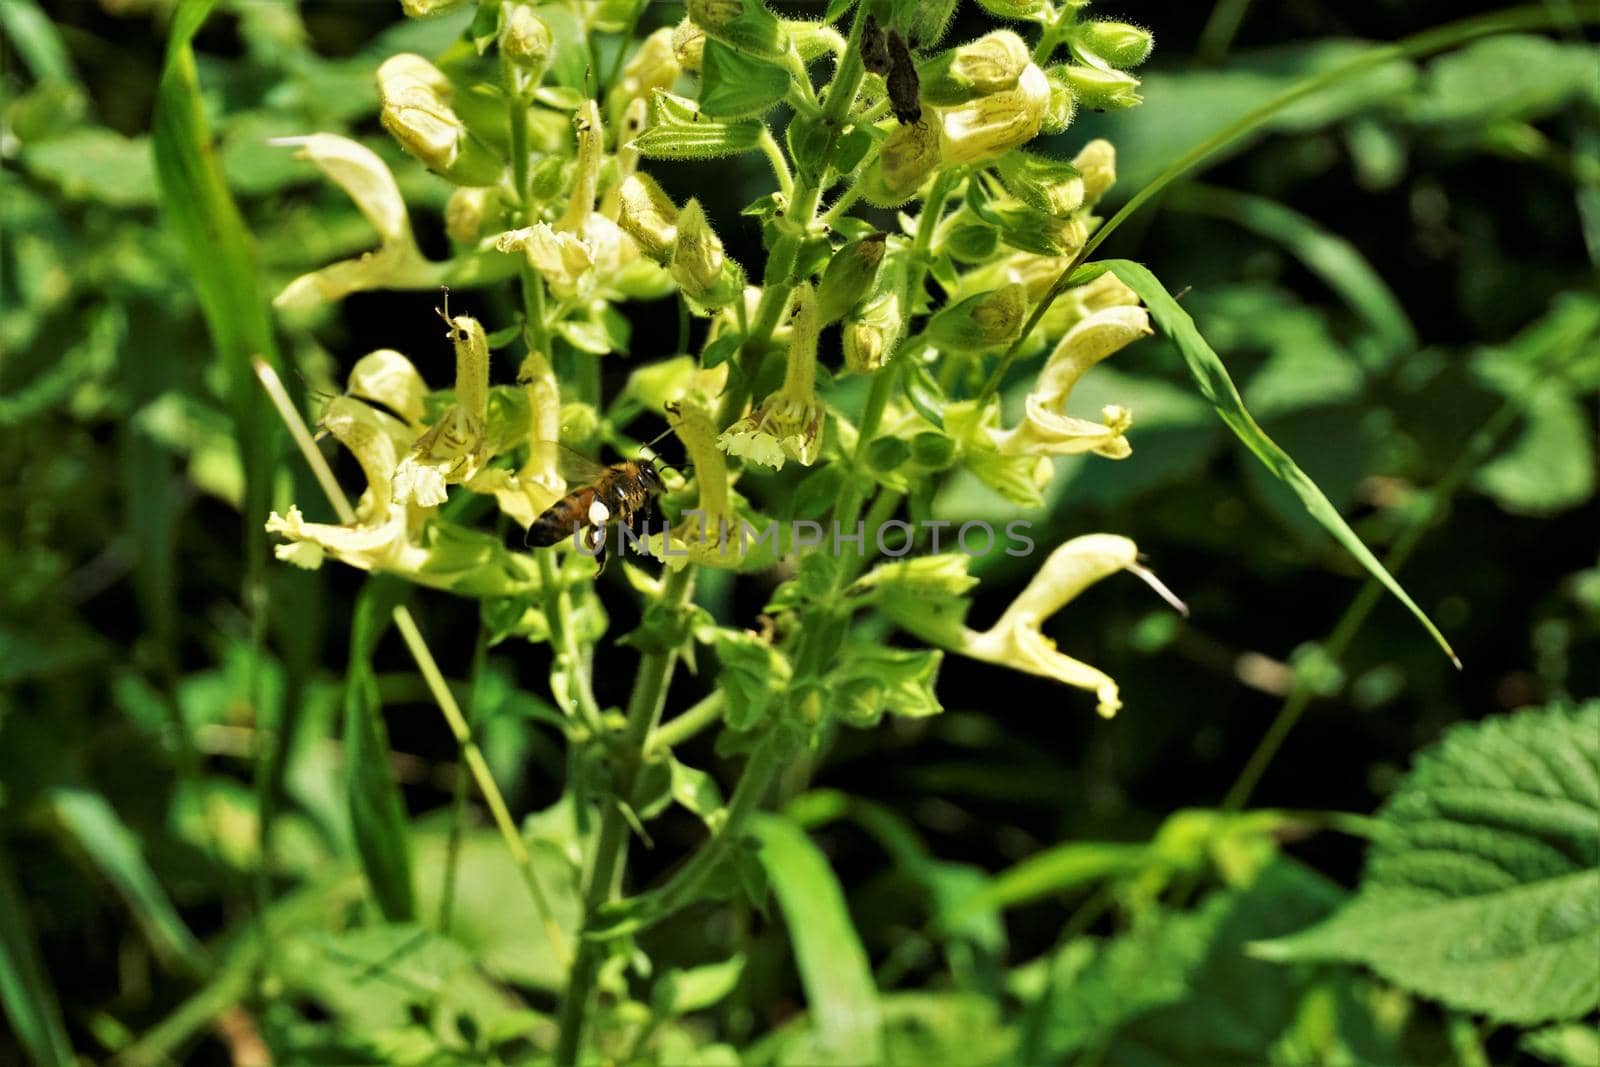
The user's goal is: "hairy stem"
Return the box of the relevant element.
[554,564,696,1064]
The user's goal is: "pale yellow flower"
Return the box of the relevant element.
[271,134,441,311]
[938,62,1049,165]
[718,284,824,469]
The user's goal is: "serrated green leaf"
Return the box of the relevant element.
[752,814,883,1063]
[1253,701,1600,1025]
[698,39,791,119]
[631,91,764,160]
[1108,259,1456,664]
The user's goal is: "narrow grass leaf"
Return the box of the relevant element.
[752,813,883,1064]
[0,850,73,1067]
[0,0,75,83]
[344,576,417,923]
[954,841,1151,920]
[1108,259,1457,663]
[50,789,209,975]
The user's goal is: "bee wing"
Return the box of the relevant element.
[527,440,610,483]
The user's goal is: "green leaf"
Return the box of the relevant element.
[1022,859,1345,1064]
[22,129,158,207]
[0,850,74,1067]
[669,755,726,828]
[960,842,1151,918]
[1107,260,1457,664]
[631,90,764,160]
[1253,701,1600,1025]
[344,577,417,923]
[712,630,790,731]
[50,789,209,975]
[751,814,883,1064]
[1411,35,1600,127]
[822,0,857,21]
[0,0,75,82]
[829,647,943,727]
[1522,1024,1600,1067]
[151,0,281,557]
[901,360,946,430]
[653,955,746,1017]
[698,39,791,119]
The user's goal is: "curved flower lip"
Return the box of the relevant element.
[954,533,1185,718]
[938,62,1049,166]
[270,134,441,311]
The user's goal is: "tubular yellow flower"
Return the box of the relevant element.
[610,27,681,117]
[964,535,1142,717]
[670,198,740,306]
[393,314,491,507]
[919,30,1031,106]
[991,304,1151,460]
[1074,138,1117,204]
[861,119,942,207]
[377,54,502,186]
[272,134,439,311]
[718,283,824,468]
[614,172,680,261]
[468,350,566,528]
[939,62,1049,165]
[347,348,430,427]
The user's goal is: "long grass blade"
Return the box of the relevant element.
[0,850,73,1067]
[1107,259,1458,664]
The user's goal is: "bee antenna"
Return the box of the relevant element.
[640,423,678,451]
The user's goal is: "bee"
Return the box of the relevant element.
[525,444,668,572]
[861,15,922,125]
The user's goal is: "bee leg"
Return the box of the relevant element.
[589,524,609,574]
[628,500,657,557]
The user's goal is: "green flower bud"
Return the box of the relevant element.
[817,233,887,325]
[616,172,680,260]
[918,30,1031,107]
[1073,21,1154,69]
[499,4,552,70]
[378,54,503,186]
[1061,65,1142,111]
[686,0,788,62]
[843,281,903,373]
[938,63,1049,165]
[927,282,1028,350]
[787,21,845,62]
[861,120,942,207]
[671,199,742,306]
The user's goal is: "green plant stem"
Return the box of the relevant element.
[440,625,489,936]
[554,564,696,1064]
[646,690,725,755]
[1219,392,1527,812]
[1197,0,1253,63]
[717,1,876,427]
[253,359,569,967]
[536,551,605,732]
[758,127,794,198]
[977,3,1600,404]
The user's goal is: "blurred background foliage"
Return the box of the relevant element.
[1,0,1597,1064]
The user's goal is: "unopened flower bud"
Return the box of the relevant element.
[378,54,502,186]
[817,233,887,324]
[843,282,903,373]
[918,30,1031,107]
[788,21,845,61]
[500,4,552,70]
[861,120,942,207]
[1073,138,1117,203]
[671,199,740,306]
[1074,21,1154,69]
[927,282,1028,350]
[616,172,679,260]
[686,0,787,61]
[445,186,492,244]
[1040,66,1077,133]
[939,63,1049,165]
[672,18,706,71]
[1061,65,1142,111]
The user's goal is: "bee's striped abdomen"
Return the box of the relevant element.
[527,487,597,547]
